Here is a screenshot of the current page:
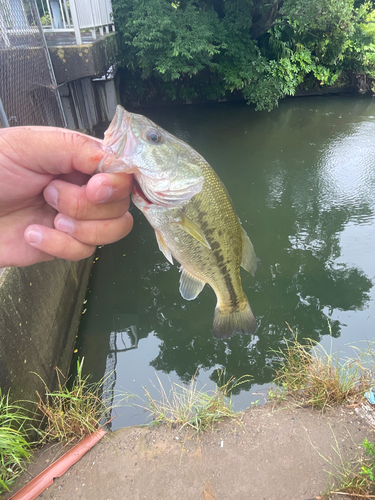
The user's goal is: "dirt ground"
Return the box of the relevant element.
[7,402,375,500]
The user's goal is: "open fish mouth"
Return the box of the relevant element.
[132,177,190,209]
[96,107,139,174]
[132,178,152,205]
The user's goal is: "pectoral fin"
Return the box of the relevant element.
[173,212,211,250]
[154,230,173,265]
[241,228,257,276]
[179,268,205,300]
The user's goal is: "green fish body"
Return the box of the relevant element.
[97,106,257,339]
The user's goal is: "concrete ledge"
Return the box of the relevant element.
[48,32,120,84]
[0,259,92,404]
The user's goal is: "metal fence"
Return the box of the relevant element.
[37,0,114,45]
[0,0,65,128]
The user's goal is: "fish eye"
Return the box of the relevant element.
[146,129,161,144]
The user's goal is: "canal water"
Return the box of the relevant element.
[74,95,375,429]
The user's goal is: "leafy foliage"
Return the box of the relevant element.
[0,389,31,494]
[112,0,375,109]
[331,438,375,497]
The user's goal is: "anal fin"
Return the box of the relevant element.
[179,268,205,301]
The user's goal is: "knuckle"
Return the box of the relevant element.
[69,197,81,220]
[58,233,73,257]
[70,190,88,220]
[64,131,91,151]
[93,223,102,244]
[75,195,87,219]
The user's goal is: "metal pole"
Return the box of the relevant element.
[89,0,96,39]
[69,0,82,45]
[0,98,9,127]
[49,0,63,29]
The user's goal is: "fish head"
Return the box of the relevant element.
[97,105,204,208]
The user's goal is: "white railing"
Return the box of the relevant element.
[37,0,114,45]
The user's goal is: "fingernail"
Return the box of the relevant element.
[25,228,42,245]
[56,216,74,234]
[95,185,112,203]
[44,186,59,208]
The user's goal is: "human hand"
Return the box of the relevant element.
[0,126,133,268]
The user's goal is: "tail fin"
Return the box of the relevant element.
[212,300,257,340]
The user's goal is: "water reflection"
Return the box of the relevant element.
[74,96,375,427]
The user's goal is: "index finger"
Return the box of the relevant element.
[0,126,104,176]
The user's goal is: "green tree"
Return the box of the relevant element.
[112,0,375,109]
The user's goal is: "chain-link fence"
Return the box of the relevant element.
[0,0,65,127]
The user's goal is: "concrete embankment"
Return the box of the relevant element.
[0,259,91,404]
[8,403,375,500]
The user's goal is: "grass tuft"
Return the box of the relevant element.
[0,389,31,494]
[270,329,374,409]
[316,432,375,498]
[331,438,375,498]
[141,371,250,432]
[34,358,111,443]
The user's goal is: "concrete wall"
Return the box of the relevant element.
[48,32,120,85]
[0,258,92,404]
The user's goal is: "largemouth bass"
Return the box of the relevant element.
[97,105,257,339]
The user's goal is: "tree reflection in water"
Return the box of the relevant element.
[76,97,375,412]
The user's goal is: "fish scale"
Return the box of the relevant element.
[182,162,242,305]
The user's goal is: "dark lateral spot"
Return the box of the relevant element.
[224,273,239,308]
[201,221,214,237]
[213,250,225,267]
[210,241,239,308]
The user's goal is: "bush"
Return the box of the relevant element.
[112,0,375,109]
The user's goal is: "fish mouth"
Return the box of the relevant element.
[96,107,139,174]
[132,178,152,205]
